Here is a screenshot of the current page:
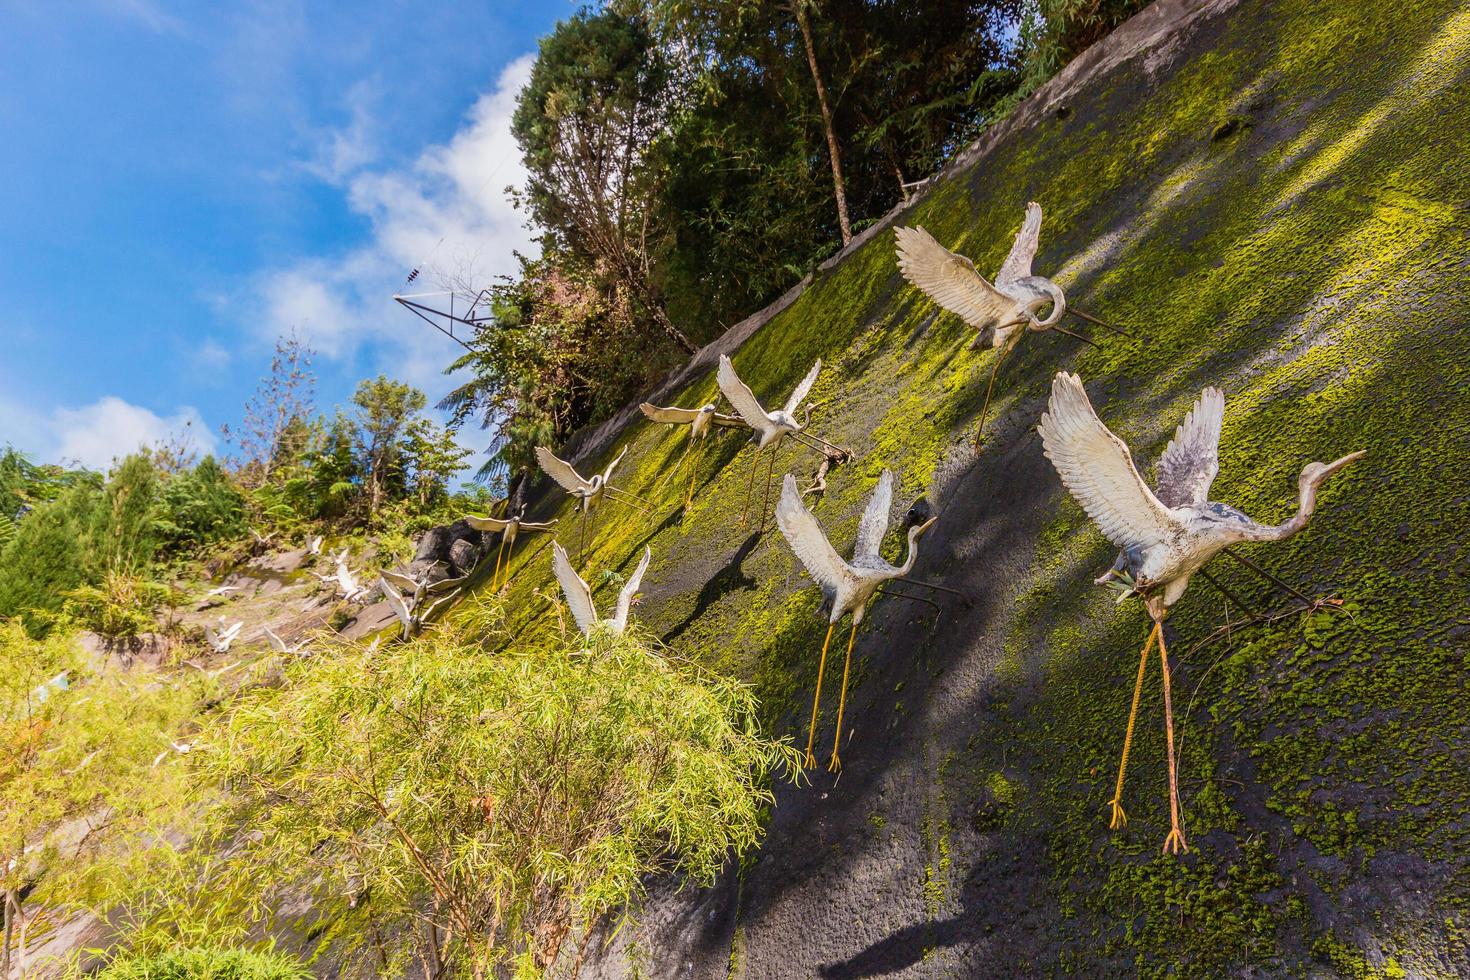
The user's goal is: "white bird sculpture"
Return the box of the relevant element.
[551,542,651,638]
[895,203,1127,443]
[464,507,559,590]
[639,400,748,509]
[536,445,647,557]
[205,619,243,654]
[776,471,940,772]
[307,535,324,557]
[717,354,846,529]
[1038,371,1364,855]
[204,584,239,598]
[378,573,462,641]
[263,626,310,657]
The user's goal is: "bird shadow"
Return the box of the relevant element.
[661,532,762,644]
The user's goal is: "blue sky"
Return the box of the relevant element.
[0,0,576,472]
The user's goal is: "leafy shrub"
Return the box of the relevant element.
[92,946,309,980]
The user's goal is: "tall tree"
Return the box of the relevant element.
[791,1,852,245]
[513,9,697,353]
[351,377,426,516]
[224,334,316,486]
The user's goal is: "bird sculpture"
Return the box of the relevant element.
[307,535,324,557]
[204,619,243,654]
[895,202,1128,443]
[537,445,648,558]
[776,471,943,772]
[1038,371,1364,854]
[314,554,371,603]
[717,354,847,529]
[204,584,239,599]
[263,626,311,657]
[639,400,748,509]
[551,542,652,638]
[464,507,559,591]
[378,570,465,641]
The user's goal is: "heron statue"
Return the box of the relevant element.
[551,542,652,638]
[465,507,559,590]
[263,626,311,657]
[1038,371,1364,854]
[536,445,649,558]
[775,471,949,772]
[717,354,848,529]
[639,400,748,509]
[204,619,243,654]
[895,202,1128,443]
[378,572,463,641]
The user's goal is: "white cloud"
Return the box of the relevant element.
[249,53,539,394]
[191,339,232,373]
[3,397,218,472]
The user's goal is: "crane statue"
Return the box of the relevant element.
[465,507,559,591]
[551,542,652,638]
[1038,371,1364,854]
[536,445,649,559]
[717,354,848,530]
[378,571,464,641]
[639,400,749,509]
[775,471,948,772]
[895,202,1128,444]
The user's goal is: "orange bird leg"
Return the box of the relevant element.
[828,621,859,773]
[804,623,837,770]
[1107,623,1157,830]
[491,537,507,591]
[1158,624,1189,855]
[740,447,760,526]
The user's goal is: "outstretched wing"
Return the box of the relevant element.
[536,446,590,493]
[517,519,559,531]
[551,542,598,634]
[783,359,822,415]
[263,626,287,654]
[711,411,748,429]
[378,577,413,629]
[717,355,771,429]
[640,403,703,424]
[1037,373,1177,554]
[775,474,849,597]
[853,469,894,560]
[463,514,511,532]
[894,225,1017,330]
[425,574,466,595]
[996,202,1043,286]
[1154,387,1225,507]
[600,445,628,484]
[614,547,652,630]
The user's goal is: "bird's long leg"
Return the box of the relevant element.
[740,447,761,526]
[756,443,779,532]
[491,537,507,592]
[579,507,588,563]
[893,577,968,601]
[787,431,842,461]
[875,587,942,617]
[828,621,860,773]
[805,623,837,769]
[1050,324,1102,349]
[1069,307,1132,337]
[1220,548,1315,608]
[975,334,1020,446]
[1158,624,1189,855]
[685,438,702,512]
[1197,568,1258,619]
[1107,623,1157,831]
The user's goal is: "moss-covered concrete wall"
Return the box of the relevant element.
[462,0,1470,974]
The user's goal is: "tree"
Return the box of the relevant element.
[514,9,697,354]
[402,418,472,511]
[169,613,796,977]
[0,479,104,632]
[792,0,852,245]
[351,377,426,517]
[224,335,316,487]
[154,456,247,553]
[96,454,162,575]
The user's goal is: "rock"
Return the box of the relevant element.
[411,519,485,577]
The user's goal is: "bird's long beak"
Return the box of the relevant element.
[1051,324,1102,349]
[914,516,939,537]
[1069,308,1133,338]
[1321,449,1367,476]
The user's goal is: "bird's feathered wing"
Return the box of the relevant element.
[263,626,287,654]
[517,519,558,531]
[1154,387,1225,508]
[776,474,849,596]
[381,569,419,594]
[783,359,822,415]
[640,403,703,424]
[996,202,1043,286]
[1038,373,1176,553]
[425,574,466,595]
[613,547,652,630]
[894,225,1016,330]
[600,445,628,484]
[378,577,413,629]
[463,514,511,532]
[717,355,772,428]
[711,411,748,428]
[551,542,598,635]
[536,446,591,493]
[853,469,894,561]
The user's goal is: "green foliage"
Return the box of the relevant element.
[0,478,105,631]
[97,453,163,574]
[90,946,310,980]
[62,573,179,647]
[351,375,427,515]
[0,446,95,519]
[152,607,796,975]
[155,456,246,554]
